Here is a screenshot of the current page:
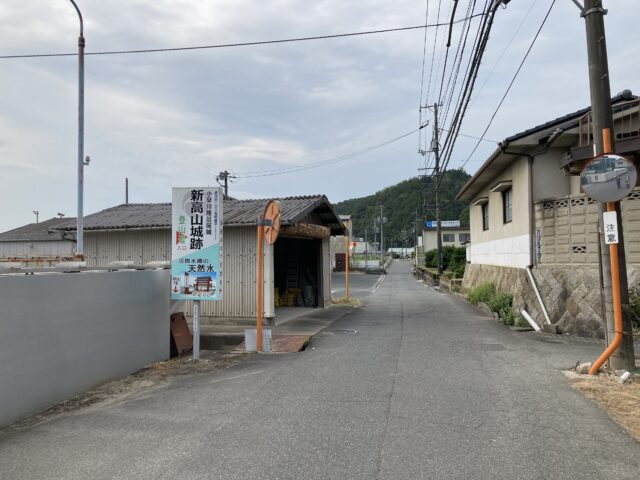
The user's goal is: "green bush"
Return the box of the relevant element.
[468,282,496,305]
[487,292,513,314]
[425,250,438,268]
[499,307,515,326]
[424,246,467,277]
[514,314,529,328]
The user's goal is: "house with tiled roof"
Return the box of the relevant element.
[456,91,640,337]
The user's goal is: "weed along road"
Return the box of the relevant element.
[1,262,638,479]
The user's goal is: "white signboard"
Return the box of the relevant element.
[603,211,619,245]
[171,187,223,300]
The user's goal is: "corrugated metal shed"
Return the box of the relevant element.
[55,196,345,235]
[0,217,76,260]
[0,217,75,242]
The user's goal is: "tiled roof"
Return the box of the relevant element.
[504,91,638,143]
[55,195,345,235]
[0,217,76,242]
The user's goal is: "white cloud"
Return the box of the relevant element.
[0,0,639,231]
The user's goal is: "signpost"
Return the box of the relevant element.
[580,137,638,374]
[171,187,223,362]
[256,201,280,353]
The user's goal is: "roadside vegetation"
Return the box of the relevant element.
[468,282,526,327]
[424,245,466,278]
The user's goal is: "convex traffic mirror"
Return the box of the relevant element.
[580,154,637,203]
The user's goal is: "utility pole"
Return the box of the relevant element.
[433,103,443,274]
[32,210,39,224]
[217,170,236,199]
[579,0,635,370]
[379,206,385,267]
[364,228,368,273]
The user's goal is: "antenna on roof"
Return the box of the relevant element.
[126,178,129,204]
[57,212,65,218]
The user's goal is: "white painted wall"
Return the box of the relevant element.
[469,234,531,268]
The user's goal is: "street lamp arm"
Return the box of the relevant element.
[68,0,84,37]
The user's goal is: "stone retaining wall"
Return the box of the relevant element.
[463,263,606,337]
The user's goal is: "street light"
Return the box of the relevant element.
[33,210,39,224]
[68,0,85,257]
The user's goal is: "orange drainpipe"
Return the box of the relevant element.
[589,129,623,375]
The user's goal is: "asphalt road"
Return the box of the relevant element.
[331,269,384,300]
[1,262,638,479]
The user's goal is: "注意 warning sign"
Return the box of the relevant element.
[603,211,619,245]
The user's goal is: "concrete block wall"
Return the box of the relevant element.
[0,269,170,427]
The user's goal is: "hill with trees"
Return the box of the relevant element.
[333,168,471,247]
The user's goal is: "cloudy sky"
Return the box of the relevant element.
[0,0,637,232]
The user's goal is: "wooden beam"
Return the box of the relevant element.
[280,223,330,239]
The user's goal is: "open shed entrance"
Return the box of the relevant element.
[274,237,324,314]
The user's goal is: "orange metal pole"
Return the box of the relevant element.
[256,221,263,352]
[589,129,623,374]
[345,236,349,302]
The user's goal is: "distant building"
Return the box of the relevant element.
[330,214,353,271]
[0,217,75,265]
[421,225,470,251]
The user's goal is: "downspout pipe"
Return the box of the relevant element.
[526,265,552,325]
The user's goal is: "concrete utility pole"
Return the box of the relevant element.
[217,170,236,199]
[432,103,443,274]
[580,0,635,370]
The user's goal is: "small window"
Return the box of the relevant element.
[459,233,470,243]
[442,233,455,243]
[503,188,513,223]
[482,203,489,231]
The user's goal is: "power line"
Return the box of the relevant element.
[435,0,500,185]
[0,15,484,60]
[459,0,557,170]
[234,125,425,178]
[417,0,431,155]
[418,1,431,109]
[467,0,536,110]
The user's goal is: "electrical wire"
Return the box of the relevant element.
[436,0,499,186]
[0,15,484,60]
[234,125,425,178]
[467,0,536,109]
[459,0,557,170]
[418,0,431,155]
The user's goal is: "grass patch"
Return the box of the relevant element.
[332,297,362,307]
[569,374,640,441]
[468,282,496,305]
